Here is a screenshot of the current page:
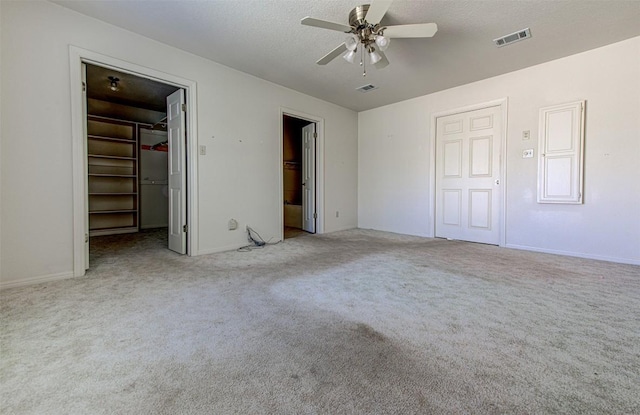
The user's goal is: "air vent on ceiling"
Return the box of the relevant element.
[356,84,378,93]
[494,28,531,47]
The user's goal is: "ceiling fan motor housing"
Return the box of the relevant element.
[349,5,384,46]
[349,5,370,27]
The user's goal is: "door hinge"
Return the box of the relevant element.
[181,103,186,112]
[313,132,317,138]
[183,224,188,233]
[82,82,86,93]
[85,233,89,243]
[313,212,317,219]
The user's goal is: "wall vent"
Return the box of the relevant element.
[494,28,531,47]
[356,84,378,93]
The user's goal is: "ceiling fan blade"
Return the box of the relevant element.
[316,43,347,65]
[374,50,389,69]
[384,23,438,38]
[365,0,394,24]
[301,17,352,33]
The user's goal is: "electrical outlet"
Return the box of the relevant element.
[523,149,534,158]
[522,130,530,140]
[199,145,207,155]
[228,219,238,230]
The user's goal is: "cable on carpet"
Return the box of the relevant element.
[237,226,279,252]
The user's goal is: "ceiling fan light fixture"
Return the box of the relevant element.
[343,49,357,63]
[301,0,438,76]
[345,35,358,51]
[369,48,382,65]
[374,35,390,51]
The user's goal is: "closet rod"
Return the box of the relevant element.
[151,116,168,129]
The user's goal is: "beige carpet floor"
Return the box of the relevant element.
[1,229,639,414]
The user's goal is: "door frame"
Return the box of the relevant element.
[279,108,325,241]
[429,98,508,246]
[69,46,199,276]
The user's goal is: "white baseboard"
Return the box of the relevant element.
[505,244,640,265]
[0,271,75,290]
[196,242,256,257]
[324,225,358,233]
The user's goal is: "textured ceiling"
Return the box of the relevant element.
[54,0,640,112]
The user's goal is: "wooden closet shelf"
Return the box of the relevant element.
[87,116,139,236]
[88,135,136,143]
[88,154,136,160]
[90,226,138,235]
[88,173,137,178]
[89,209,137,214]
[89,192,137,196]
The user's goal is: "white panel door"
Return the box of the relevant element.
[435,106,502,244]
[302,123,316,233]
[167,89,187,254]
[82,63,90,269]
[537,101,585,204]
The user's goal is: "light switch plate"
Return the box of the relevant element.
[199,145,206,155]
[523,149,534,158]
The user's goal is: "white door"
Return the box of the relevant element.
[435,106,502,244]
[82,63,90,269]
[167,89,187,254]
[302,123,316,233]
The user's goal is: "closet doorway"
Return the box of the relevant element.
[84,63,186,267]
[282,115,317,239]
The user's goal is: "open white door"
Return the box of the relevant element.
[82,63,90,269]
[302,123,316,233]
[167,89,187,254]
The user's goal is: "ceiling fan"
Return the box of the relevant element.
[301,0,437,76]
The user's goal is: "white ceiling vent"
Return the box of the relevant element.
[356,84,378,93]
[494,28,531,47]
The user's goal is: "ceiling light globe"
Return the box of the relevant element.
[343,50,357,64]
[375,35,390,51]
[345,35,358,51]
[108,76,120,92]
[369,49,382,65]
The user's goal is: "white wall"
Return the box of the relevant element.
[0,0,3,281]
[359,37,640,264]
[0,1,358,286]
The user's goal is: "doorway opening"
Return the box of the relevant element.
[84,63,186,267]
[282,115,316,239]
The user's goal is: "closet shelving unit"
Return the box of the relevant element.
[87,115,139,236]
